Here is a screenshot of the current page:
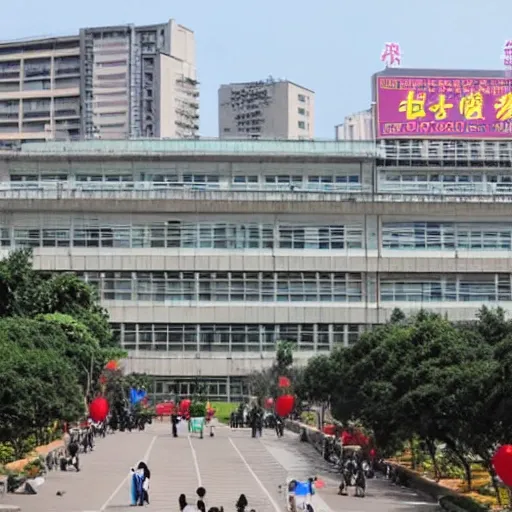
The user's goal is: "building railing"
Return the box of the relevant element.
[14,138,381,158]
[378,181,512,195]
[1,181,512,202]
[1,181,367,193]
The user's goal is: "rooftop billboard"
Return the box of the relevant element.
[376,76,512,138]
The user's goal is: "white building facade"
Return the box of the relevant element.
[1,138,512,401]
[335,109,373,141]
[218,80,314,139]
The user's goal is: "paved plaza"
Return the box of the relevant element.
[2,421,440,512]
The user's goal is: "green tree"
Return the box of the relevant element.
[0,340,83,455]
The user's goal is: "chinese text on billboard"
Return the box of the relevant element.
[376,76,512,138]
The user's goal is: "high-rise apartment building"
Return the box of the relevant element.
[218,79,314,139]
[0,36,81,143]
[335,109,373,141]
[0,19,198,143]
[80,20,198,140]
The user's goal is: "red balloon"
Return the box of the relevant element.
[493,445,512,486]
[179,399,191,414]
[275,394,294,417]
[89,397,109,422]
[278,376,291,388]
[265,397,274,409]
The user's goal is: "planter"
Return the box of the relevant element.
[5,439,63,473]
[189,417,205,439]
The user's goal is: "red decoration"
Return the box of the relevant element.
[314,479,326,489]
[104,360,118,371]
[179,399,191,415]
[278,376,291,388]
[98,374,107,385]
[155,401,174,416]
[340,429,369,447]
[265,397,274,409]
[322,424,336,436]
[370,448,376,458]
[89,397,109,422]
[275,394,295,417]
[493,445,512,486]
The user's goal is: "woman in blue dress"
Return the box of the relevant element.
[130,461,151,506]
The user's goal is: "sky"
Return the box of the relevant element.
[2,0,512,138]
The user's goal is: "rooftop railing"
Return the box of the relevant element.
[14,139,381,158]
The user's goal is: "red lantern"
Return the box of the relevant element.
[278,376,291,388]
[104,360,118,371]
[493,445,512,486]
[275,394,294,417]
[89,397,109,422]
[265,397,274,409]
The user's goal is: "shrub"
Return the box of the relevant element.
[0,443,15,465]
[189,401,206,418]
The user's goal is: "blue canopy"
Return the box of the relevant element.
[130,387,147,406]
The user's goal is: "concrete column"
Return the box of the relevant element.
[365,214,379,250]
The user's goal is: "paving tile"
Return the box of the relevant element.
[2,421,440,512]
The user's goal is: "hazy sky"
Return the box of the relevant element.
[3,0,511,138]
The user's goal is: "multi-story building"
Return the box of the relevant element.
[218,79,314,139]
[2,130,512,400]
[0,19,198,143]
[0,35,81,143]
[335,109,373,141]
[80,19,198,140]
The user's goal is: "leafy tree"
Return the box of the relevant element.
[0,249,125,457]
[0,340,83,456]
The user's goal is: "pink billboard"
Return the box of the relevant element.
[376,76,512,138]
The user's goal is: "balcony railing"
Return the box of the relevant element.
[1,181,512,203]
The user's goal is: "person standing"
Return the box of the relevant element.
[196,486,206,512]
[171,405,180,438]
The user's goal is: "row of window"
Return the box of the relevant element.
[81,272,512,304]
[79,271,363,303]
[0,223,363,250]
[111,323,362,352]
[5,220,512,251]
[383,222,512,250]
[10,173,361,186]
[381,274,512,302]
[152,377,249,402]
[381,172,512,183]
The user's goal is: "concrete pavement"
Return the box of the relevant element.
[2,420,440,511]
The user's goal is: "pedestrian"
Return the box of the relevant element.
[171,410,180,438]
[236,493,248,512]
[137,461,151,505]
[196,486,206,512]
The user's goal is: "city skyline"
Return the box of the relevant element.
[2,0,512,139]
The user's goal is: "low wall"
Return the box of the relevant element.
[5,440,64,473]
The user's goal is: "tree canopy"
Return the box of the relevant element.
[0,249,125,453]
[298,306,512,494]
